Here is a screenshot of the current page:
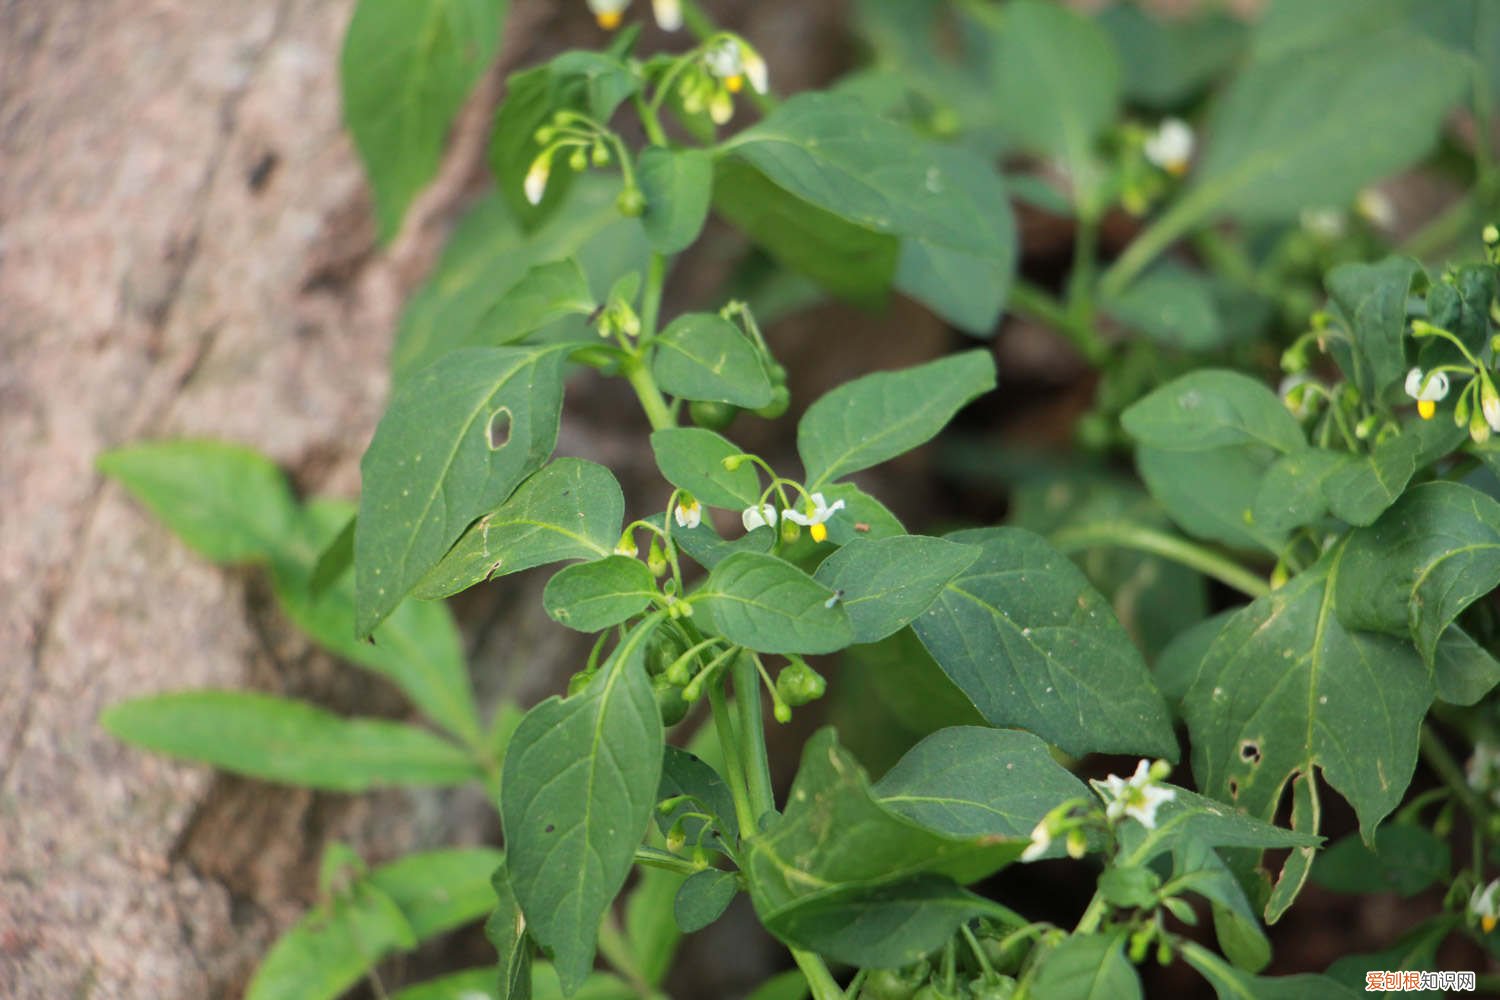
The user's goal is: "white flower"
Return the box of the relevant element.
[1300,207,1346,240]
[704,38,743,82]
[1101,760,1175,830]
[586,0,629,29]
[782,492,846,543]
[1356,188,1396,230]
[1020,819,1052,862]
[742,49,769,94]
[1482,378,1500,433]
[523,154,550,205]
[1470,878,1500,933]
[1405,367,1450,420]
[1143,118,1194,176]
[673,497,702,530]
[1467,742,1500,807]
[742,503,777,532]
[651,0,682,30]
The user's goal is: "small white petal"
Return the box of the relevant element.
[781,508,812,526]
[524,158,549,205]
[743,50,768,93]
[1405,367,1425,399]
[742,504,776,532]
[1144,118,1193,173]
[651,0,683,31]
[1485,388,1500,433]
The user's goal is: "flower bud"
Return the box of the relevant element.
[1473,406,1492,445]
[568,148,589,172]
[647,540,669,578]
[776,660,826,706]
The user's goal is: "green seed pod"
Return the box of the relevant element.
[860,965,927,1000]
[780,518,801,544]
[776,661,827,707]
[617,185,646,217]
[690,399,739,431]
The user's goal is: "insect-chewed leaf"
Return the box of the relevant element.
[500,618,664,995]
[695,552,853,654]
[873,726,1090,841]
[247,848,503,1000]
[1336,482,1500,663]
[797,351,996,489]
[652,313,773,408]
[355,344,571,636]
[101,691,482,791]
[414,458,624,600]
[542,555,658,632]
[814,536,978,644]
[745,729,1022,968]
[1183,541,1435,846]
[340,0,506,242]
[912,527,1176,759]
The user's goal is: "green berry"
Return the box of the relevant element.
[754,384,790,419]
[690,399,739,431]
[617,186,646,217]
[653,672,689,726]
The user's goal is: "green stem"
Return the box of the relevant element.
[1009,280,1106,364]
[1049,522,1270,599]
[733,652,776,824]
[633,846,705,876]
[791,948,846,1000]
[1100,186,1216,299]
[634,93,668,147]
[1065,217,1099,333]
[707,675,757,838]
[1420,724,1489,823]
[625,360,675,432]
[641,252,666,341]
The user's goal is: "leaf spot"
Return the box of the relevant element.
[487,407,513,450]
[1239,740,1261,765]
[545,823,555,833]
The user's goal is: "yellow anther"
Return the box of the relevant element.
[726,74,744,93]
[1485,915,1498,934]
[810,522,827,543]
[596,10,623,29]
[1418,399,1436,420]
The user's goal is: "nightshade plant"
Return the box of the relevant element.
[97,1,1500,998]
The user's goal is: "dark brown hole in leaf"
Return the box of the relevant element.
[487,407,513,450]
[544,824,555,833]
[1240,740,1262,765]
[1227,778,1239,798]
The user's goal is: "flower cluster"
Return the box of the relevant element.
[680,36,769,125]
[585,0,681,32]
[1405,362,1500,443]
[1143,118,1194,177]
[1471,878,1500,934]
[742,492,845,543]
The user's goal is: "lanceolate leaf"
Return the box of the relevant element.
[649,427,763,509]
[1183,542,1435,842]
[651,313,773,408]
[638,147,713,254]
[501,618,665,995]
[695,552,853,654]
[341,0,507,242]
[911,527,1176,760]
[356,344,571,636]
[414,458,624,600]
[798,351,996,489]
[102,692,483,791]
[1325,257,1420,399]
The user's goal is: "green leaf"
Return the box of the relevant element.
[248,847,504,1000]
[673,869,738,933]
[1183,941,1364,1000]
[745,730,1022,966]
[650,427,763,509]
[817,482,907,545]
[1168,839,1270,973]
[1112,785,1317,859]
[658,745,739,850]
[1137,444,1288,553]
[1031,934,1141,1000]
[1325,257,1421,399]
[1320,433,1427,528]
[1155,611,1235,708]
[472,259,596,348]
[695,552,853,655]
[355,344,570,636]
[1336,482,1500,662]
[485,862,531,1000]
[1121,370,1305,454]
[720,95,1017,333]
[1251,449,1342,535]
[1249,0,1413,64]
[274,500,481,746]
[712,157,898,309]
[1098,4,1246,109]
[873,726,1091,841]
[982,0,1120,216]
[1104,263,1227,351]
[1182,542,1435,842]
[543,555,658,632]
[813,536,978,644]
[651,313,773,408]
[1432,627,1500,706]
[500,619,664,995]
[763,876,1006,970]
[340,0,506,242]
[310,514,357,596]
[911,527,1176,760]
[638,147,713,254]
[392,183,647,380]
[98,440,299,564]
[798,351,996,488]
[1311,824,1450,897]
[414,458,624,600]
[1324,917,1455,996]
[102,691,481,790]
[744,971,810,1000]
[1187,30,1466,224]
[489,52,638,225]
